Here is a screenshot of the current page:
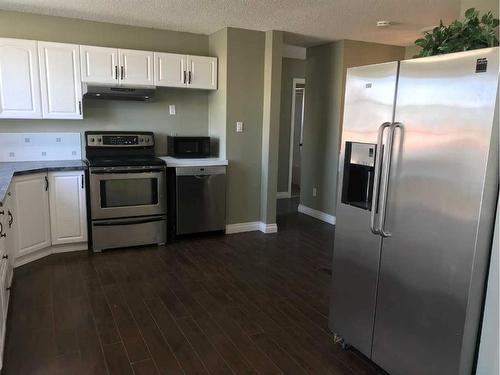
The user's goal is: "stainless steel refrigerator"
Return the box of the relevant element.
[329,47,499,375]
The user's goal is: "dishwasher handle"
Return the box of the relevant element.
[175,166,226,176]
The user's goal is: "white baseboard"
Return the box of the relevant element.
[298,204,336,225]
[276,191,290,199]
[52,242,88,254]
[14,242,88,268]
[259,222,278,233]
[226,221,278,234]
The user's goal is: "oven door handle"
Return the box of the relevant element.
[93,217,165,226]
[91,169,165,174]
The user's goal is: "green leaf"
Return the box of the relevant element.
[465,8,477,19]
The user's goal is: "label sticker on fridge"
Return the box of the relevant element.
[365,83,372,88]
[475,58,487,73]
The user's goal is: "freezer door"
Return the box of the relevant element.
[372,48,499,375]
[329,61,398,356]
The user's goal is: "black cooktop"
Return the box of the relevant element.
[85,156,165,167]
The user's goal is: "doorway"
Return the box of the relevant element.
[288,78,305,199]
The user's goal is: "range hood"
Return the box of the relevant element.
[83,85,155,101]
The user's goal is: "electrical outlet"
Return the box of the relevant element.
[169,105,176,115]
[312,187,317,197]
[236,121,244,133]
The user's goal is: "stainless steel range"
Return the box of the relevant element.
[85,131,166,252]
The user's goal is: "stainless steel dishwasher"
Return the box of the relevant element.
[175,166,226,235]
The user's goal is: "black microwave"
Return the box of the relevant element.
[167,136,211,158]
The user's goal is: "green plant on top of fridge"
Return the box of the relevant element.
[414,8,499,58]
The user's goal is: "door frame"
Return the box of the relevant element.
[285,78,305,198]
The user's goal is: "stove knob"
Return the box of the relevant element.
[90,137,95,143]
[98,138,102,143]
[139,138,144,143]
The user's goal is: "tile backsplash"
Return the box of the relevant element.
[0,133,81,161]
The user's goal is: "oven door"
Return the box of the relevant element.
[90,166,166,220]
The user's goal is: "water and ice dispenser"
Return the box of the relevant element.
[341,142,377,210]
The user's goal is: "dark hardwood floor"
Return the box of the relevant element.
[2,198,383,374]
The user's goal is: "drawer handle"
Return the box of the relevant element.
[2,255,7,259]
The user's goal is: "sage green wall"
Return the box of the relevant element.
[300,40,405,216]
[0,10,210,156]
[0,10,207,54]
[301,42,343,216]
[277,58,305,192]
[211,28,266,225]
[260,31,283,224]
[208,29,228,159]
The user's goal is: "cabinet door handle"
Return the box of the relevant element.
[45,176,49,191]
[81,175,85,189]
[2,255,7,259]
[121,66,124,80]
[7,210,13,228]
[183,70,187,84]
[188,71,192,84]
[0,222,5,238]
[78,101,82,115]
[115,65,118,80]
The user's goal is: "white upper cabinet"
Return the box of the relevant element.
[0,38,42,119]
[80,45,118,85]
[11,173,51,259]
[154,52,187,88]
[49,171,87,245]
[155,53,217,90]
[120,49,154,86]
[38,41,83,119]
[187,55,217,90]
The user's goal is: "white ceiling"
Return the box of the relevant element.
[0,0,461,47]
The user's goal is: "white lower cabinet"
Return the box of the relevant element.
[0,189,13,370]
[49,171,87,245]
[10,170,88,266]
[11,173,51,259]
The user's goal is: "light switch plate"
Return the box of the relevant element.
[169,105,176,115]
[236,121,244,133]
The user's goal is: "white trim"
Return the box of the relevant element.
[225,222,278,234]
[14,242,88,268]
[259,222,278,233]
[298,204,336,225]
[225,222,261,234]
[287,78,305,199]
[277,191,290,199]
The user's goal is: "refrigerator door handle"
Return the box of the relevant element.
[370,122,392,235]
[378,122,402,237]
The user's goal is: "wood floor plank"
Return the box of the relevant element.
[3,199,382,375]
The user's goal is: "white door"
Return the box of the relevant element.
[187,55,217,90]
[11,173,51,258]
[38,41,83,119]
[119,49,154,86]
[80,45,118,85]
[49,171,87,245]
[154,52,187,87]
[0,38,42,118]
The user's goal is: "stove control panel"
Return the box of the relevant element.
[86,133,154,147]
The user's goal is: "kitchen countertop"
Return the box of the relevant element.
[0,160,87,205]
[159,156,228,167]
